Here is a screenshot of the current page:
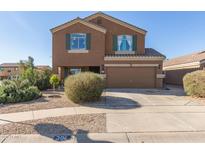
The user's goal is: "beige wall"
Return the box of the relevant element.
[52,16,164,88]
[52,22,105,74]
[164,68,201,85]
[0,66,19,79]
[88,16,145,54]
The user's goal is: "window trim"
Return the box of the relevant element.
[116,35,134,52]
[70,33,87,51]
[68,50,89,53]
[115,51,135,54]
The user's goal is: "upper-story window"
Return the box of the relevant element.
[113,35,137,53]
[70,33,86,50]
[117,35,133,51]
[66,33,91,52]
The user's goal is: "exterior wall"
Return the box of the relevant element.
[155,61,163,88]
[164,68,201,85]
[0,66,19,79]
[88,17,145,55]
[201,62,205,69]
[52,16,164,88]
[52,22,105,75]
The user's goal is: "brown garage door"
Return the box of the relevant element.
[106,67,156,88]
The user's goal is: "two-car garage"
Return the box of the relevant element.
[105,66,157,88]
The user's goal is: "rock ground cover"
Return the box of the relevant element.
[0,113,106,135]
[0,91,78,114]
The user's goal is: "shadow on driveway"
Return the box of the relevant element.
[76,129,112,143]
[34,123,112,143]
[105,86,186,97]
[79,96,141,110]
[34,123,72,141]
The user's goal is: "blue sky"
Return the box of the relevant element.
[0,11,205,66]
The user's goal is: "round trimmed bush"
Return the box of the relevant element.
[183,70,205,97]
[64,72,105,103]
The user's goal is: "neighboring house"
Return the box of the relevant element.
[0,63,20,80]
[0,63,51,80]
[163,51,205,85]
[36,65,51,71]
[51,12,166,88]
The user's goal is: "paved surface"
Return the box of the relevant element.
[1,86,205,142]
[2,132,205,143]
[105,87,205,133]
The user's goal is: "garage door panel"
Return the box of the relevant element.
[106,67,156,88]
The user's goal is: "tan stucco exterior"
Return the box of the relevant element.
[164,63,205,85]
[0,65,19,79]
[51,12,165,88]
[52,22,105,74]
[88,16,145,54]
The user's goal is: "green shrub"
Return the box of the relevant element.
[20,67,38,85]
[183,70,205,97]
[0,79,42,104]
[19,79,31,89]
[49,74,60,90]
[0,88,6,103]
[36,69,52,90]
[19,56,52,90]
[64,72,104,103]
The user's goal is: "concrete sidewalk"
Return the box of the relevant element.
[1,87,205,142]
[1,106,205,125]
[2,132,205,143]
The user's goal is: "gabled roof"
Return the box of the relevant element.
[0,63,19,67]
[84,12,147,35]
[50,17,107,33]
[163,50,205,67]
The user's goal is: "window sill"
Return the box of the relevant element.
[67,50,89,53]
[115,51,135,54]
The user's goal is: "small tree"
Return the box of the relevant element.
[27,56,34,69]
[21,67,38,85]
[49,74,60,90]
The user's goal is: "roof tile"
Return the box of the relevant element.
[163,50,205,67]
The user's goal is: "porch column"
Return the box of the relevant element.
[57,67,64,80]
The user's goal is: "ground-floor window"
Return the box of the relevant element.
[64,66,100,78]
[70,68,81,75]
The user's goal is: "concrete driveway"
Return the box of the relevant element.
[104,86,205,142]
[1,86,205,142]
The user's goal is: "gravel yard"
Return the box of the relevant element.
[0,113,106,135]
[0,90,79,114]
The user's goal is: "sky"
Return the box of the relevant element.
[0,11,205,66]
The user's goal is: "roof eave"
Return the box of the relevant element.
[50,18,106,34]
[84,12,147,35]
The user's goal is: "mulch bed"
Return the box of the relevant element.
[0,113,106,135]
[0,91,79,114]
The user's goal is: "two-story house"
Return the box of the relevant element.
[51,12,165,88]
[0,63,20,80]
